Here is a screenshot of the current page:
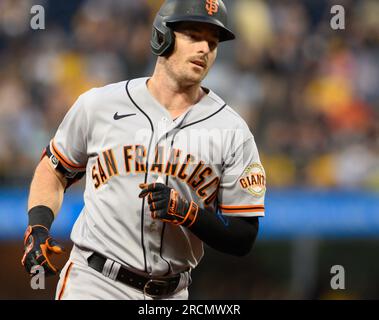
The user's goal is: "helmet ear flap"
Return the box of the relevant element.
[151,16,175,56]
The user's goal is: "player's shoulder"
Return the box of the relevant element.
[207,90,252,132]
[79,80,129,104]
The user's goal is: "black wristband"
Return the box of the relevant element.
[28,205,55,230]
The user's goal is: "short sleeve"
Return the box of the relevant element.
[218,136,266,217]
[49,94,88,173]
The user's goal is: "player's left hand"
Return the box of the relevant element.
[139,183,199,227]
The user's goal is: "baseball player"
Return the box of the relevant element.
[22,0,266,300]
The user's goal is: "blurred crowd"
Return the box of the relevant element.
[0,0,378,189]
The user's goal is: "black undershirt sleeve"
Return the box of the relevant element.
[187,208,259,256]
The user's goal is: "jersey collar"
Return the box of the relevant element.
[126,77,227,130]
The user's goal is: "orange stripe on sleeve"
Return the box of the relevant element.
[219,204,265,214]
[219,204,265,210]
[58,262,74,300]
[51,140,86,170]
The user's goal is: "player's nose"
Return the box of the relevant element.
[196,39,212,54]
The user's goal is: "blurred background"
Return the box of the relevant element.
[1,0,379,299]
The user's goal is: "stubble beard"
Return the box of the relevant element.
[165,59,209,88]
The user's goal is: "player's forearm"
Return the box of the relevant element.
[28,157,67,217]
[188,210,259,257]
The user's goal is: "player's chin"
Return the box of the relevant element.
[190,63,207,74]
[188,66,208,82]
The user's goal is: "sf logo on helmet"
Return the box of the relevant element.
[206,0,219,16]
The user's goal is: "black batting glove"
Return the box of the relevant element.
[21,225,64,277]
[139,183,199,227]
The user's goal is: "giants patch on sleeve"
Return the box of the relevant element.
[239,163,266,197]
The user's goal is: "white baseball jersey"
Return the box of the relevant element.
[49,77,266,277]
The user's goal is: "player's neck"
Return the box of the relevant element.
[148,70,206,119]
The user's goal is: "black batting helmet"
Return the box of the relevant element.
[151,0,235,56]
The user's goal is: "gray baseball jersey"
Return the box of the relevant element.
[49,77,266,277]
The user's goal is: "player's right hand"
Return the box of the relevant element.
[139,182,199,228]
[21,225,64,276]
